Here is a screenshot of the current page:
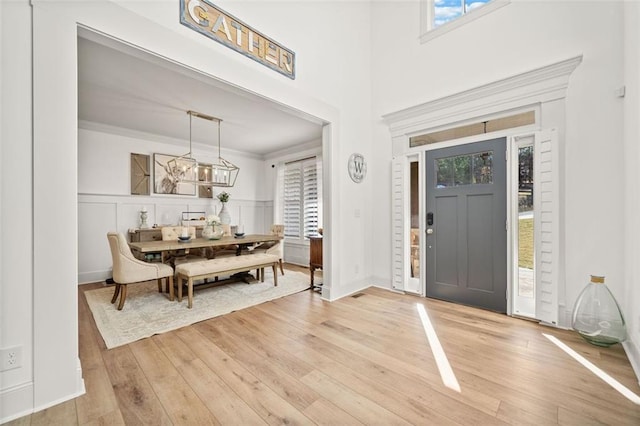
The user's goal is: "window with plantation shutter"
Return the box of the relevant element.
[283,157,320,240]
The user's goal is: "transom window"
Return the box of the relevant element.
[434,0,493,28]
[420,0,510,43]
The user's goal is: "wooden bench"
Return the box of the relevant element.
[175,253,280,308]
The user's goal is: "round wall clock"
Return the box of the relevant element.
[348,153,367,183]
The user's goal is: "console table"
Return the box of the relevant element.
[309,236,323,289]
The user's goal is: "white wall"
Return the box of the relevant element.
[623,1,640,380]
[2,0,373,419]
[1,0,35,419]
[370,0,634,361]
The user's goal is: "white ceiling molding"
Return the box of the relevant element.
[382,55,583,138]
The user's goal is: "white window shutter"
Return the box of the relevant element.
[283,166,302,238]
[391,158,405,291]
[535,129,559,325]
[283,157,320,240]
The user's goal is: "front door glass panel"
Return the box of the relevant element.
[435,151,493,188]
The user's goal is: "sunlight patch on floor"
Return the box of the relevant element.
[417,303,461,392]
[543,333,640,405]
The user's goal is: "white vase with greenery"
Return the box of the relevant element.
[217,191,231,225]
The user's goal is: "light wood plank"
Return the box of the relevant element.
[300,370,412,425]
[101,345,172,425]
[175,326,313,425]
[30,399,77,426]
[129,338,219,425]
[302,398,364,426]
[194,318,320,411]
[153,332,267,425]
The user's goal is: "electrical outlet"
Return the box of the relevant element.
[1,346,22,371]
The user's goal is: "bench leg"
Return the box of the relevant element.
[188,277,194,309]
[273,264,278,286]
[168,276,174,301]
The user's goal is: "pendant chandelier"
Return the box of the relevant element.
[167,110,239,188]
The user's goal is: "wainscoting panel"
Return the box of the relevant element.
[284,240,310,266]
[78,201,117,284]
[78,194,272,284]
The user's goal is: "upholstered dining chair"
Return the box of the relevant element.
[107,232,174,310]
[161,226,207,266]
[252,224,284,275]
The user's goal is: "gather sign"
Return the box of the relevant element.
[180,0,296,79]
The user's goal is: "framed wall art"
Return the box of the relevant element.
[153,153,196,195]
[130,153,150,195]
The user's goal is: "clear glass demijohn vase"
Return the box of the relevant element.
[571,275,627,347]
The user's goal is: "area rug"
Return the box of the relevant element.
[85,270,310,349]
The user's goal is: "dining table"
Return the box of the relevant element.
[129,234,282,264]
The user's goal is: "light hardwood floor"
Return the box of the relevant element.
[7,265,640,425]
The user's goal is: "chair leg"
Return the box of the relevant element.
[168,276,174,301]
[272,264,278,286]
[279,259,285,275]
[157,279,162,293]
[260,267,265,282]
[111,284,121,304]
[177,275,183,302]
[117,285,128,310]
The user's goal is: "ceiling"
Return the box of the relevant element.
[77,32,324,156]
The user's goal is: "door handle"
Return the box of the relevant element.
[426,228,434,235]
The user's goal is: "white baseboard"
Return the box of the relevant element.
[0,381,34,424]
[1,362,85,424]
[78,269,111,285]
[324,277,374,301]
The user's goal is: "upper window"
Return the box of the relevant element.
[420,0,510,43]
[434,0,492,28]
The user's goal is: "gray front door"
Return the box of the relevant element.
[426,138,507,312]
